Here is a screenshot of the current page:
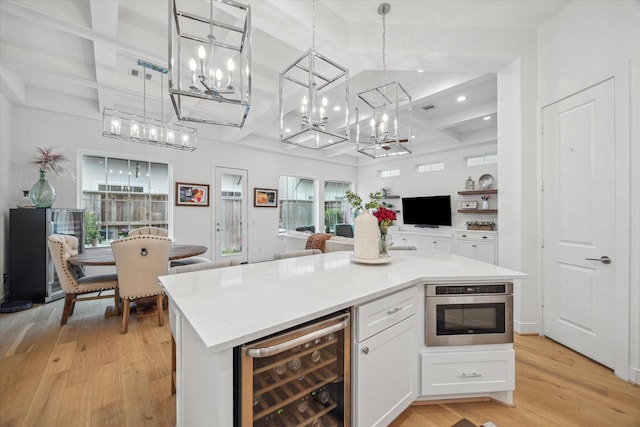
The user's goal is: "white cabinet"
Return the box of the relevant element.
[421,349,514,397]
[454,231,497,264]
[391,231,453,253]
[355,287,419,427]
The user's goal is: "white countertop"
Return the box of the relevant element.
[159,251,526,354]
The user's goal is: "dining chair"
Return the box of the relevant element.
[47,234,120,326]
[128,226,168,237]
[273,249,322,260]
[111,235,171,334]
[166,259,240,393]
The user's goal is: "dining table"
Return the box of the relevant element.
[68,243,208,266]
[68,243,208,319]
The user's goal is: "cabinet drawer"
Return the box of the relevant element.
[357,286,418,341]
[421,349,514,396]
[454,232,496,242]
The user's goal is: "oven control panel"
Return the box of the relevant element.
[427,282,512,296]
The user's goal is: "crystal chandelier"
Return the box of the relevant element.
[356,3,412,158]
[279,0,349,150]
[102,60,197,151]
[168,0,251,127]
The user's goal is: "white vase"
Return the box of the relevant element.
[353,210,379,260]
[482,200,489,209]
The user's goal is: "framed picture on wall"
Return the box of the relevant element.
[254,188,278,207]
[176,182,210,207]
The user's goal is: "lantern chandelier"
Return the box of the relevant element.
[102,60,197,151]
[168,0,251,128]
[356,2,413,158]
[279,0,349,150]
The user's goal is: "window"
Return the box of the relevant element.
[379,168,400,178]
[278,176,316,232]
[417,162,445,173]
[81,154,169,245]
[324,181,352,233]
[466,154,497,167]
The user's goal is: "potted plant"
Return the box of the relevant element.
[84,212,100,246]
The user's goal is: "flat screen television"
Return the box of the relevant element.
[401,195,452,227]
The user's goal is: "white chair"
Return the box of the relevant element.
[111,235,171,334]
[128,226,168,237]
[48,234,120,325]
[273,249,322,260]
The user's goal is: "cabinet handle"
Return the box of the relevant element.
[462,234,467,237]
[459,372,482,379]
[386,307,402,315]
[472,244,477,248]
[362,347,369,355]
[482,236,488,239]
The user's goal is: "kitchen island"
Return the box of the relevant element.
[160,250,526,427]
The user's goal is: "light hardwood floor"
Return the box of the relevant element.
[1,298,639,427]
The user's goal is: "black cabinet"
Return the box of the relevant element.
[9,208,84,303]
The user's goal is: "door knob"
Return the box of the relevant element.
[585,256,612,264]
[362,347,369,355]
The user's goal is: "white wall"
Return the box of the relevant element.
[355,142,498,233]
[7,106,357,266]
[0,93,12,302]
[537,0,640,382]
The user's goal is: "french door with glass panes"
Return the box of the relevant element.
[214,167,248,264]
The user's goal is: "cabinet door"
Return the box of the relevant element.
[355,316,417,427]
[474,241,496,264]
[455,239,477,259]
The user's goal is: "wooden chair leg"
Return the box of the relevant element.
[121,299,130,334]
[113,288,121,316]
[171,335,176,395]
[156,294,164,327]
[60,293,74,325]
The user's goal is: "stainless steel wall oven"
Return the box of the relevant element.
[426,283,513,346]
[235,310,351,427]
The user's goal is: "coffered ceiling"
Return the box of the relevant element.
[0,0,570,166]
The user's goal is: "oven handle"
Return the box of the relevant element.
[246,315,350,358]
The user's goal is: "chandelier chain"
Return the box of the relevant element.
[382,7,386,84]
[312,0,316,51]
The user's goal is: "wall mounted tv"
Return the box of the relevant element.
[401,195,452,228]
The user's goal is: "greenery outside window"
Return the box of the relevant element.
[278,176,316,233]
[81,154,169,245]
[324,181,352,233]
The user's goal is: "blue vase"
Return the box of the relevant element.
[30,170,56,208]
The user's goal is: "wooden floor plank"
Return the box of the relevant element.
[1,299,639,427]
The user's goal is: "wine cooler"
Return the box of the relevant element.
[236,310,351,427]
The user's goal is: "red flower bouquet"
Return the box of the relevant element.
[373,206,397,228]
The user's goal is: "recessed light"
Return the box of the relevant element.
[483,115,492,121]
[328,139,334,143]
[417,69,424,73]
[457,95,467,102]
[333,105,341,111]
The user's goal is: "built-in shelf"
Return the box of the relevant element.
[457,209,497,214]
[457,189,498,195]
[383,195,401,199]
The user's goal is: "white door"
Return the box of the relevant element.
[541,79,615,368]
[214,167,248,264]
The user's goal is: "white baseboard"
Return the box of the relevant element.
[630,367,640,385]
[514,320,539,335]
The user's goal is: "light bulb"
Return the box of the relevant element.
[215,68,223,83]
[302,96,308,106]
[166,130,175,143]
[189,58,197,72]
[110,117,121,134]
[322,97,328,107]
[227,59,235,71]
[198,45,206,60]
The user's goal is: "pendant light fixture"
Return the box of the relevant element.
[102,60,197,151]
[356,3,412,158]
[168,0,251,128]
[279,0,349,150]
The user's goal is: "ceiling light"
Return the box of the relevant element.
[483,115,492,121]
[333,105,341,111]
[457,95,467,102]
[168,0,251,128]
[356,3,412,159]
[279,0,349,150]
[417,69,424,73]
[102,60,197,151]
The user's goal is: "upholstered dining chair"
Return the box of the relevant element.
[273,249,322,260]
[127,226,168,237]
[166,259,240,393]
[47,234,120,326]
[111,235,171,334]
